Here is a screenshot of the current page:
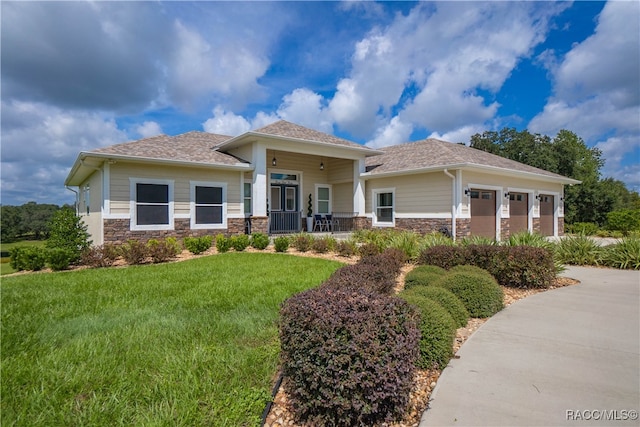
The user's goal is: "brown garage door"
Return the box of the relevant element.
[509,192,528,234]
[539,194,554,236]
[470,190,496,238]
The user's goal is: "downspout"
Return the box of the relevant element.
[443,169,456,240]
[65,186,79,215]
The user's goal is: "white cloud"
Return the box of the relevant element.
[428,125,488,146]
[1,101,128,204]
[136,121,163,138]
[529,1,640,183]
[366,117,413,148]
[277,89,333,133]
[202,107,252,136]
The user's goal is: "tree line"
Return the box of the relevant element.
[1,202,73,243]
[470,128,639,225]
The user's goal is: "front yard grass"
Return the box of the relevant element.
[1,252,342,426]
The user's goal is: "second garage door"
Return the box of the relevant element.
[509,192,528,234]
[470,190,496,238]
[539,194,554,236]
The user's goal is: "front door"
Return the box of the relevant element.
[270,184,299,233]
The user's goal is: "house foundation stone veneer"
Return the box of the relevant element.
[103,218,246,245]
[395,218,452,235]
[501,218,511,240]
[249,216,269,235]
[455,218,471,239]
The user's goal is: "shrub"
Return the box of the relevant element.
[335,240,357,257]
[81,244,120,268]
[606,209,640,236]
[404,265,447,289]
[403,286,469,328]
[215,234,232,253]
[450,264,495,281]
[600,237,640,270]
[250,232,270,250]
[398,292,456,370]
[362,248,407,273]
[46,248,74,271]
[418,231,455,251]
[291,233,314,252]
[147,238,181,263]
[120,240,148,265]
[273,236,290,252]
[417,245,465,269]
[388,230,421,260]
[324,250,405,295]
[434,271,503,318]
[555,235,602,266]
[492,246,556,289]
[506,231,553,250]
[280,286,420,426]
[566,222,599,236]
[459,235,497,246]
[45,207,91,262]
[230,234,250,252]
[9,246,47,271]
[311,237,331,254]
[184,236,213,255]
[358,242,381,257]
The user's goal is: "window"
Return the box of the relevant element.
[244,182,252,215]
[373,189,394,226]
[131,179,173,230]
[191,182,226,229]
[316,185,331,215]
[83,184,90,215]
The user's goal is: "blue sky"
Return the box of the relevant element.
[1,1,639,206]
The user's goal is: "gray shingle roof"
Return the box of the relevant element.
[365,138,573,180]
[252,120,378,152]
[90,131,245,165]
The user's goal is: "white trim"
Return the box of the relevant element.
[315,183,332,215]
[129,178,174,231]
[228,213,247,219]
[536,190,561,237]
[506,187,535,232]
[104,213,130,220]
[268,168,303,214]
[372,187,395,227]
[175,214,191,219]
[190,181,227,230]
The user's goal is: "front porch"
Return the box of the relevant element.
[249,211,360,235]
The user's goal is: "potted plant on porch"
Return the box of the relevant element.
[306,193,313,232]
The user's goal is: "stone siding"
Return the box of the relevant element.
[455,218,471,239]
[395,218,452,235]
[103,218,246,245]
[500,218,511,240]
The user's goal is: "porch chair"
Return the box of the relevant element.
[323,214,339,232]
[313,214,325,232]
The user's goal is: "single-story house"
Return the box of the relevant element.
[64,120,580,245]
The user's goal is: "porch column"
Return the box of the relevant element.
[252,143,267,217]
[353,158,365,216]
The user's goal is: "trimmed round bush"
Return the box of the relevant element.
[399,292,457,370]
[403,286,469,327]
[273,236,290,252]
[404,265,447,289]
[450,264,495,281]
[417,245,465,269]
[434,272,504,318]
[280,287,420,426]
[250,232,270,250]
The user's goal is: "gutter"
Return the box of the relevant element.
[65,186,79,215]
[443,169,456,240]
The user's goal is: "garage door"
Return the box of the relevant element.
[539,194,554,236]
[470,190,496,238]
[509,192,528,234]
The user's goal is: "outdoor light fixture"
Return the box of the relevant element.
[464,188,470,196]
[535,194,542,201]
[320,160,324,170]
[504,192,510,198]
[272,156,277,166]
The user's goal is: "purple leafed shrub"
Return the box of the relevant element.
[279,286,420,426]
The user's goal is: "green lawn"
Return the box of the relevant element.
[1,253,342,426]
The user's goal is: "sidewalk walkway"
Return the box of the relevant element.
[420,266,640,426]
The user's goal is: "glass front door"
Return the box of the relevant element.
[269,184,299,233]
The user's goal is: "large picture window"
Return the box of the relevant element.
[130,179,174,230]
[373,189,394,226]
[191,181,226,229]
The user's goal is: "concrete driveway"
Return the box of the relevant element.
[420,266,640,426]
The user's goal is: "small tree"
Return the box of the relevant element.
[46,207,91,262]
[307,193,313,217]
